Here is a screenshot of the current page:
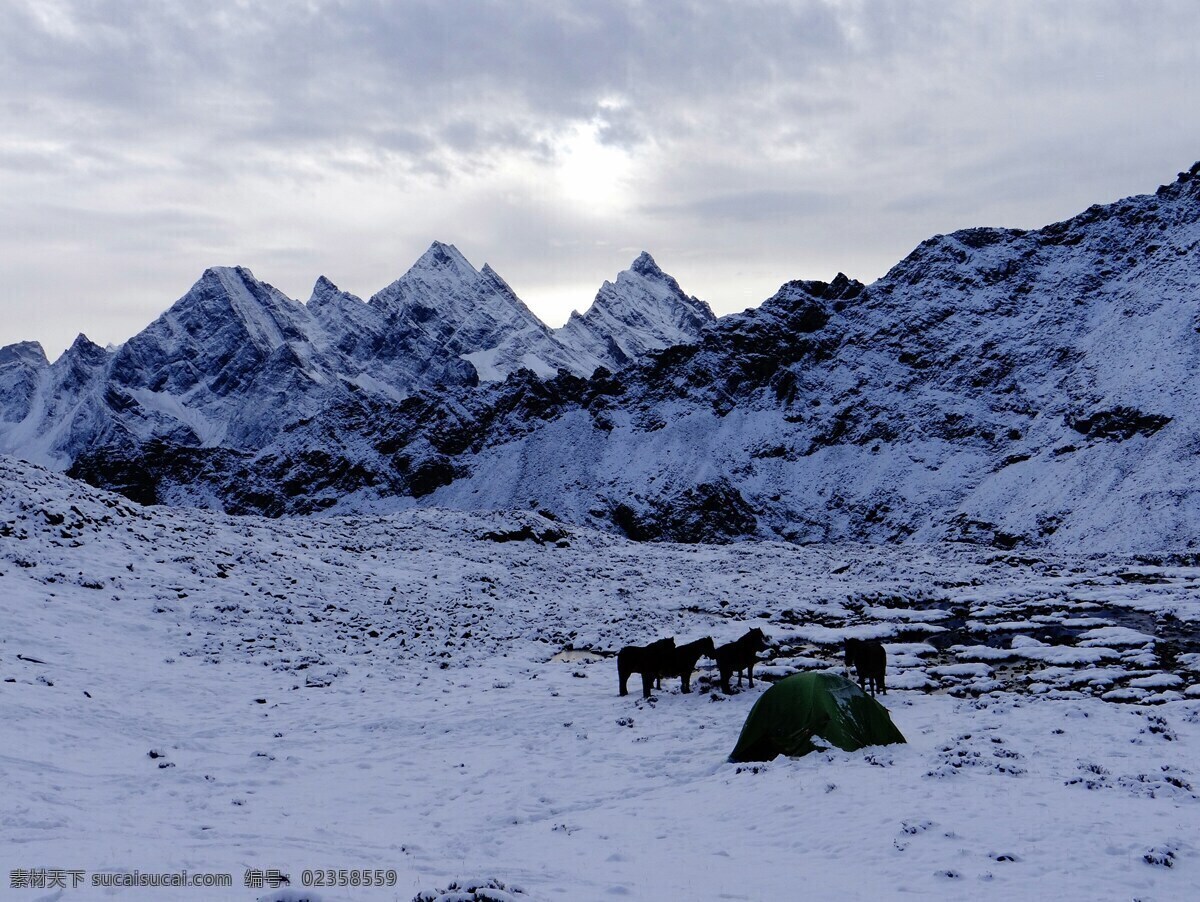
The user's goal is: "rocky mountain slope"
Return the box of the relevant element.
[405,162,1197,552]
[5,163,1200,553]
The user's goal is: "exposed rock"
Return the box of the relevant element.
[1068,407,1172,441]
[611,480,759,544]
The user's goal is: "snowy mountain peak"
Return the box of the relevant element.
[199,265,273,302]
[203,263,250,280]
[162,265,308,354]
[0,341,50,429]
[369,242,485,315]
[408,240,479,282]
[606,252,714,321]
[476,261,519,297]
[307,275,360,311]
[0,340,49,368]
[629,250,663,277]
[477,263,546,328]
[556,252,716,365]
[310,274,340,296]
[478,261,507,285]
[64,333,107,364]
[363,243,570,385]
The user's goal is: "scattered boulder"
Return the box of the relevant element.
[1067,407,1171,441]
[611,480,758,544]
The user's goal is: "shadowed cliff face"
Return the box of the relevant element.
[21,164,1200,550]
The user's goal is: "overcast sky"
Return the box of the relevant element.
[3,0,1199,358]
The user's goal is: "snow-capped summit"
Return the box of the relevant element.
[307,274,348,309]
[361,242,712,382]
[0,331,115,466]
[370,241,540,342]
[368,241,565,381]
[114,267,318,386]
[304,276,399,380]
[0,341,49,428]
[0,339,49,369]
[557,251,716,367]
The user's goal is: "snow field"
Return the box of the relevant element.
[2,458,1199,900]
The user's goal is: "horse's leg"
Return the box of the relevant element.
[747,661,755,688]
[720,666,732,694]
[642,671,654,699]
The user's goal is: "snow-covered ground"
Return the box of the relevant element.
[3,456,1199,901]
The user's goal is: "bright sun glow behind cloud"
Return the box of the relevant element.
[552,115,635,215]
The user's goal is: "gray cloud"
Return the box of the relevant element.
[645,189,836,223]
[1,0,1199,356]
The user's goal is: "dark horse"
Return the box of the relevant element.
[714,628,769,693]
[845,638,886,696]
[618,636,676,698]
[672,637,716,693]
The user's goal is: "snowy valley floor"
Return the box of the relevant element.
[2,458,1200,901]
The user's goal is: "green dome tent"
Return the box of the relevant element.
[729,671,907,762]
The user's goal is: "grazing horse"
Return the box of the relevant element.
[845,638,887,696]
[618,636,676,698]
[715,628,769,693]
[671,637,716,693]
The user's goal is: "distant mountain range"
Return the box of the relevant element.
[4,162,1200,553]
[0,242,713,465]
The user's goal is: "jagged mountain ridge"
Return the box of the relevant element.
[430,164,1199,552]
[0,244,714,466]
[59,161,1200,553]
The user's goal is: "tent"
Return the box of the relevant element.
[729,671,906,762]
